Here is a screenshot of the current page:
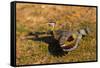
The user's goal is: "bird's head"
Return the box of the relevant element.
[48,21,56,31]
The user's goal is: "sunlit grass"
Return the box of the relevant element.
[16,3,97,65]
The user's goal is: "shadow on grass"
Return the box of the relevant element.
[27,35,68,57]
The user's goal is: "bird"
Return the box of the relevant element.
[47,21,90,51]
[22,21,90,53]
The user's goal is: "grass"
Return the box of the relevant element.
[16,3,97,65]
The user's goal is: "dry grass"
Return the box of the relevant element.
[16,3,97,65]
